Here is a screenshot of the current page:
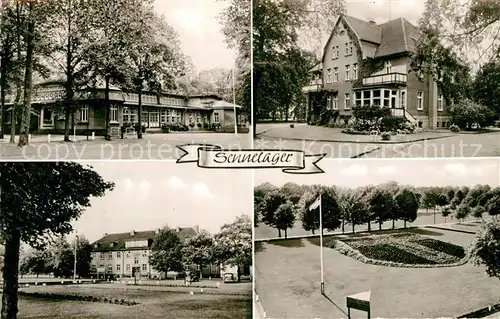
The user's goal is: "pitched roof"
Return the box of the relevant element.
[91,227,198,252]
[335,15,421,58]
[343,15,382,44]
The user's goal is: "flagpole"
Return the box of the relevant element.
[319,194,324,295]
[232,65,237,135]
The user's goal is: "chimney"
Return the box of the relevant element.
[130,230,135,236]
[103,233,107,237]
[176,227,180,233]
[368,18,376,25]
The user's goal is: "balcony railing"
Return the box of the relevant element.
[362,73,407,86]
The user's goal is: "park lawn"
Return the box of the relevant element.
[12,285,251,319]
[255,227,500,318]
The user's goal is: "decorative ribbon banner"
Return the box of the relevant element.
[176,144,325,174]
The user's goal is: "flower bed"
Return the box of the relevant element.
[330,232,469,268]
[18,291,139,306]
[410,238,466,259]
[125,283,218,289]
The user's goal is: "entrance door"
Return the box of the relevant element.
[149,112,160,128]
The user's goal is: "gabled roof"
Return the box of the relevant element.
[91,227,198,252]
[323,15,421,61]
[343,15,382,44]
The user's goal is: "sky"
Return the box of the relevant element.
[154,0,236,72]
[255,158,500,189]
[345,0,424,25]
[70,161,252,243]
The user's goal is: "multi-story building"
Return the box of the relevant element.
[4,81,246,135]
[90,227,220,280]
[303,15,453,129]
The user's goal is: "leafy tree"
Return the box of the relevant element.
[259,189,288,237]
[486,193,500,220]
[214,215,252,281]
[449,99,495,129]
[46,236,74,278]
[19,248,50,277]
[469,220,500,280]
[473,205,486,221]
[72,235,92,278]
[274,201,296,239]
[254,182,278,226]
[451,189,466,209]
[442,207,452,223]
[299,186,341,235]
[149,227,184,276]
[474,60,500,117]
[0,162,114,319]
[182,231,214,279]
[368,188,397,231]
[455,204,471,224]
[280,182,305,205]
[395,188,419,228]
[340,190,369,234]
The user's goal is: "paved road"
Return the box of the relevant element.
[254,130,500,158]
[0,133,251,160]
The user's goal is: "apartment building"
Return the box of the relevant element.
[303,14,453,129]
[90,227,219,279]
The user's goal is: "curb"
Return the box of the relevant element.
[425,225,477,234]
[258,132,456,145]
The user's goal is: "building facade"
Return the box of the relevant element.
[303,15,453,129]
[90,227,220,280]
[4,81,246,135]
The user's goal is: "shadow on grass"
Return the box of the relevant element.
[306,236,336,247]
[407,228,444,237]
[323,293,348,316]
[267,239,305,248]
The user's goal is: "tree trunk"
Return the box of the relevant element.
[379,220,382,231]
[1,228,22,319]
[311,229,315,235]
[252,70,259,138]
[392,219,395,229]
[63,13,73,142]
[342,219,345,234]
[367,218,371,232]
[137,87,142,138]
[284,229,287,239]
[277,228,281,238]
[199,265,202,279]
[352,223,355,234]
[0,51,8,139]
[404,220,407,228]
[18,9,35,147]
[104,75,111,141]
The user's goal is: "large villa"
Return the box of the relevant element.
[4,81,247,135]
[303,14,455,129]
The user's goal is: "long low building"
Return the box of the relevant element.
[4,81,247,135]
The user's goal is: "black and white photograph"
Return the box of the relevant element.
[0,0,251,160]
[0,161,252,319]
[253,0,500,158]
[254,158,500,318]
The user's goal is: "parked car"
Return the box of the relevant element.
[223,273,237,283]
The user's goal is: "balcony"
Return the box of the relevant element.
[362,73,407,86]
[302,78,322,93]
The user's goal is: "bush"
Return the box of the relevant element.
[188,122,195,128]
[203,123,210,130]
[211,123,222,131]
[161,125,170,133]
[290,124,294,128]
[450,124,460,133]
[197,123,202,128]
[134,124,145,133]
[382,115,406,132]
[381,132,391,140]
[496,120,500,128]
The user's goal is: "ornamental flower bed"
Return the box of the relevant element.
[330,232,469,268]
[18,291,139,306]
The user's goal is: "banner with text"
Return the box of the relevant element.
[176,144,325,174]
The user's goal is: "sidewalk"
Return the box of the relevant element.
[0,134,100,144]
[258,124,457,144]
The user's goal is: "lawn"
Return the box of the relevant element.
[9,282,252,319]
[255,227,500,318]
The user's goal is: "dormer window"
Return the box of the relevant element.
[344,42,349,55]
[385,61,392,73]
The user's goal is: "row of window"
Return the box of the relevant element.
[125,94,185,106]
[326,64,359,83]
[325,89,446,111]
[98,251,148,260]
[94,263,148,272]
[331,41,354,59]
